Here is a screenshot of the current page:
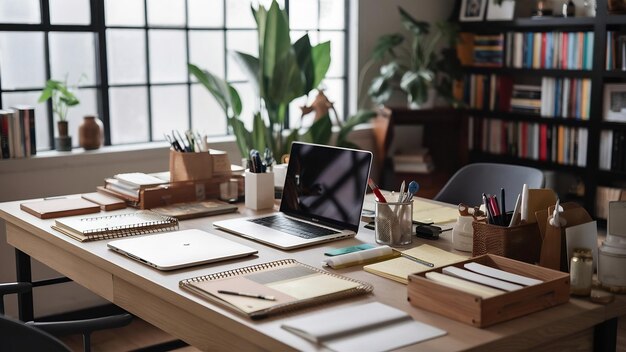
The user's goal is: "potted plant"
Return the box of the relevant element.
[190,0,374,160]
[38,78,81,151]
[365,7,463,109]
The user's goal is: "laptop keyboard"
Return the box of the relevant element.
[249,215,339,239]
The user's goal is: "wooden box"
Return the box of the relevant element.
[407,254,570,328]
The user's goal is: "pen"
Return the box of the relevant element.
[367,178,387,203]
[394,250,434,267]
[217,290,276,301]
[520,183,529,222]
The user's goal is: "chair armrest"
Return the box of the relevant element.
[27,313,133,336]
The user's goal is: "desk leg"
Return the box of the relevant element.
[594,317,617,351]
[15,249,33,321]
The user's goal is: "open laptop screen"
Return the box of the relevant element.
[280,142,372,232]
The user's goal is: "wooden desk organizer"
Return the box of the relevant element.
[472,221,542,264]
[169,150,214,182]
[407,254,570,328]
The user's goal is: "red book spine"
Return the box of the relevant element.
[539,124,548,161]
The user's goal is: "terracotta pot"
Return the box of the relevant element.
[79,115,104,150]
[57,120,69,137]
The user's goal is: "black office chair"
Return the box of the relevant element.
[0,282,133,352]
[433,163,545,210]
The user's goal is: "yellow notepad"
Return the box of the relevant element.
[363,244,466,284]
[180,259,373,319]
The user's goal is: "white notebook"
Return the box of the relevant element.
[281,302,446,351]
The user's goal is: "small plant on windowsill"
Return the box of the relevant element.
[38,76,82,151]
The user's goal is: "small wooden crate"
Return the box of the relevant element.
[407,254,570,328]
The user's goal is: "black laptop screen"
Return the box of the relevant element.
[279,142,372,232]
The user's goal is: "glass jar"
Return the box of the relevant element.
[570,248,593,296]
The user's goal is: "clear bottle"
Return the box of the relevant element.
[570,248,593,296]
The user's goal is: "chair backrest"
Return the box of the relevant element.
[433,163,545,210]
[0,314,70,352]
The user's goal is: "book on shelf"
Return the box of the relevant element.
[0,106,36,160]
[20,198,101,219]
[606,32,626,71]
[505,31,593,70]
[281,302,446,351]
[179,259,373,319]
[51,210,179,242]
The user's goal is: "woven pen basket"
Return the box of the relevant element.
[472,221,542,264]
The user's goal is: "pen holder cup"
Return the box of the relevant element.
[375,200,413,247]
[472,221,542,264]
[245,171,274,210]
[169,150,213,182]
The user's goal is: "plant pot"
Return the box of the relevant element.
[55,120,72,151]
[79,115,104,150]
[57,120,69,137]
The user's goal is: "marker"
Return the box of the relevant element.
[217,290,276,301]
[367,178,387,203]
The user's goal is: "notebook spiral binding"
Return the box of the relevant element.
[80,211,178,241]
[180,259,374,320]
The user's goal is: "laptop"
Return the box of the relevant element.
[107,229,258,270]
[214,142,373,250]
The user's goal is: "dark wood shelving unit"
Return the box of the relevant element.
[458,0,626,218]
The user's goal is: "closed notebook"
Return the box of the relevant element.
[150,201,237,220]
[363,244,466,284]
[179,259,373,319]
[20,198,101,219]
[281,302,446,351]
[51,210,178,242]
[81,192,126,211]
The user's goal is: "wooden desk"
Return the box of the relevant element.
[0,197,623,351]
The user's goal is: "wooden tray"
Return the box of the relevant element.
[407,254,570,328]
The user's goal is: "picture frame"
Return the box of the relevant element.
[486,0,515,21]
[460,0,487,22]
[604,84,626,122]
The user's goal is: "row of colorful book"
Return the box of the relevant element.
[0,106,36,159]
[504,31,594,70]
[460,74,513,111]
[539,77,591,120]
[468,117,588,167]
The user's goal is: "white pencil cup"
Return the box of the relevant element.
[245,171,274,210]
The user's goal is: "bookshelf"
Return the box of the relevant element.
[457,0,626,219]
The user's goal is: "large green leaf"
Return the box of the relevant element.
[229,117,252,157]
[399,7,429,36]
[252,112,268,152]
[259,1,291,91]
[301,114,332,146]
[311,41,331,90]
[231,52,261,98]
[188,63,240,118]
[293,34,315,93]
[371,33,404,61]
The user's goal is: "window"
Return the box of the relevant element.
[0,0,349,151]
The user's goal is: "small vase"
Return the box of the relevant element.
[55,120,72,151]
[79,115,104,150]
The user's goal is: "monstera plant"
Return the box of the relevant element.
[190,0,373,159]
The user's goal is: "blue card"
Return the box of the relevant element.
[324,244,375,256]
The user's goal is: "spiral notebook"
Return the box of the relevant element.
[179,259,373,319]
[51,210,179,242]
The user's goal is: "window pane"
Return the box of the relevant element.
[189,30,225,80]
[191,84,227,136]
[2,91,50,151]
[150,85,189,140]
[50,0,90,25]
[149,30,187,84]
[231,82,258,129]
[321,79,344,121]
[226,30,257,81]
[319,31,344,77]
[0,32,45,90]
[109,87,149,144]
[147,0,185,27]
[0,0,40,24]
[289,1,318,30]
[289,94,310,130]
[105,0,145,26]
[107,29,147,85]
[49,32,97,86]
[319,0,344,30]
[62,88,98,146]
[188,0,223,28]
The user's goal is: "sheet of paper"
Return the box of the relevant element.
[565,221,598,271]
[412,199,459,224]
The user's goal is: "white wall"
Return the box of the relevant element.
[0,0,454,318]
